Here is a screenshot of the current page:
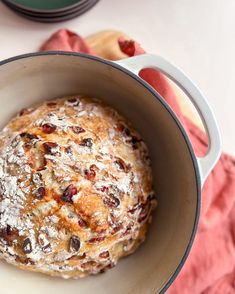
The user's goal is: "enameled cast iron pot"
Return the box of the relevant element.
[0,52,222,294]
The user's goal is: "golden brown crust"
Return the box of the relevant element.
[0,95,156,278]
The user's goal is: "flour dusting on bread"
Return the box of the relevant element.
[0,95,156,278]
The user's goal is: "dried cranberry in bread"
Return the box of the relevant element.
[0,95,156,278]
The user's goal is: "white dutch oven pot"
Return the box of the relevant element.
[0,52,221,294]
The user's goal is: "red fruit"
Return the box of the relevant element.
[42,123,56,134]
[103,194,120,208]
[84,167,96,180]
[70,126,85,134]
[43,142,58,154]
[79,138,93,147]
[88,236,105,243]
[34,187,46,199]
[61,184,77,203]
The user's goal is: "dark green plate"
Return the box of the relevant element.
[6,0,86,13]
[3,0,99,22]
[3,0,96,17]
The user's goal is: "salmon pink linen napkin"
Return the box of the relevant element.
[40,29,235,294]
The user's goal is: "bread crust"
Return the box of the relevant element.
[0,95,156,278]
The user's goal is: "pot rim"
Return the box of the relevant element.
[0,51,201,293]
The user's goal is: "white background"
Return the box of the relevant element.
[0,0,234,154]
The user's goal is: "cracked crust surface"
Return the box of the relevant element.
[0,95,156,278]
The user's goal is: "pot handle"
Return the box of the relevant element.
[115,54,222,186]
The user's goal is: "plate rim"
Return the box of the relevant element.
[2,0,97,17]
[4,0,90,14]
[2,0,99,22]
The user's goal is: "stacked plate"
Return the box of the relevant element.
[2,0,99,22]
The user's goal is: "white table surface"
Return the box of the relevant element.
[0,0,234,154]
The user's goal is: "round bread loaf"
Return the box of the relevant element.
[0,95,156,278]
